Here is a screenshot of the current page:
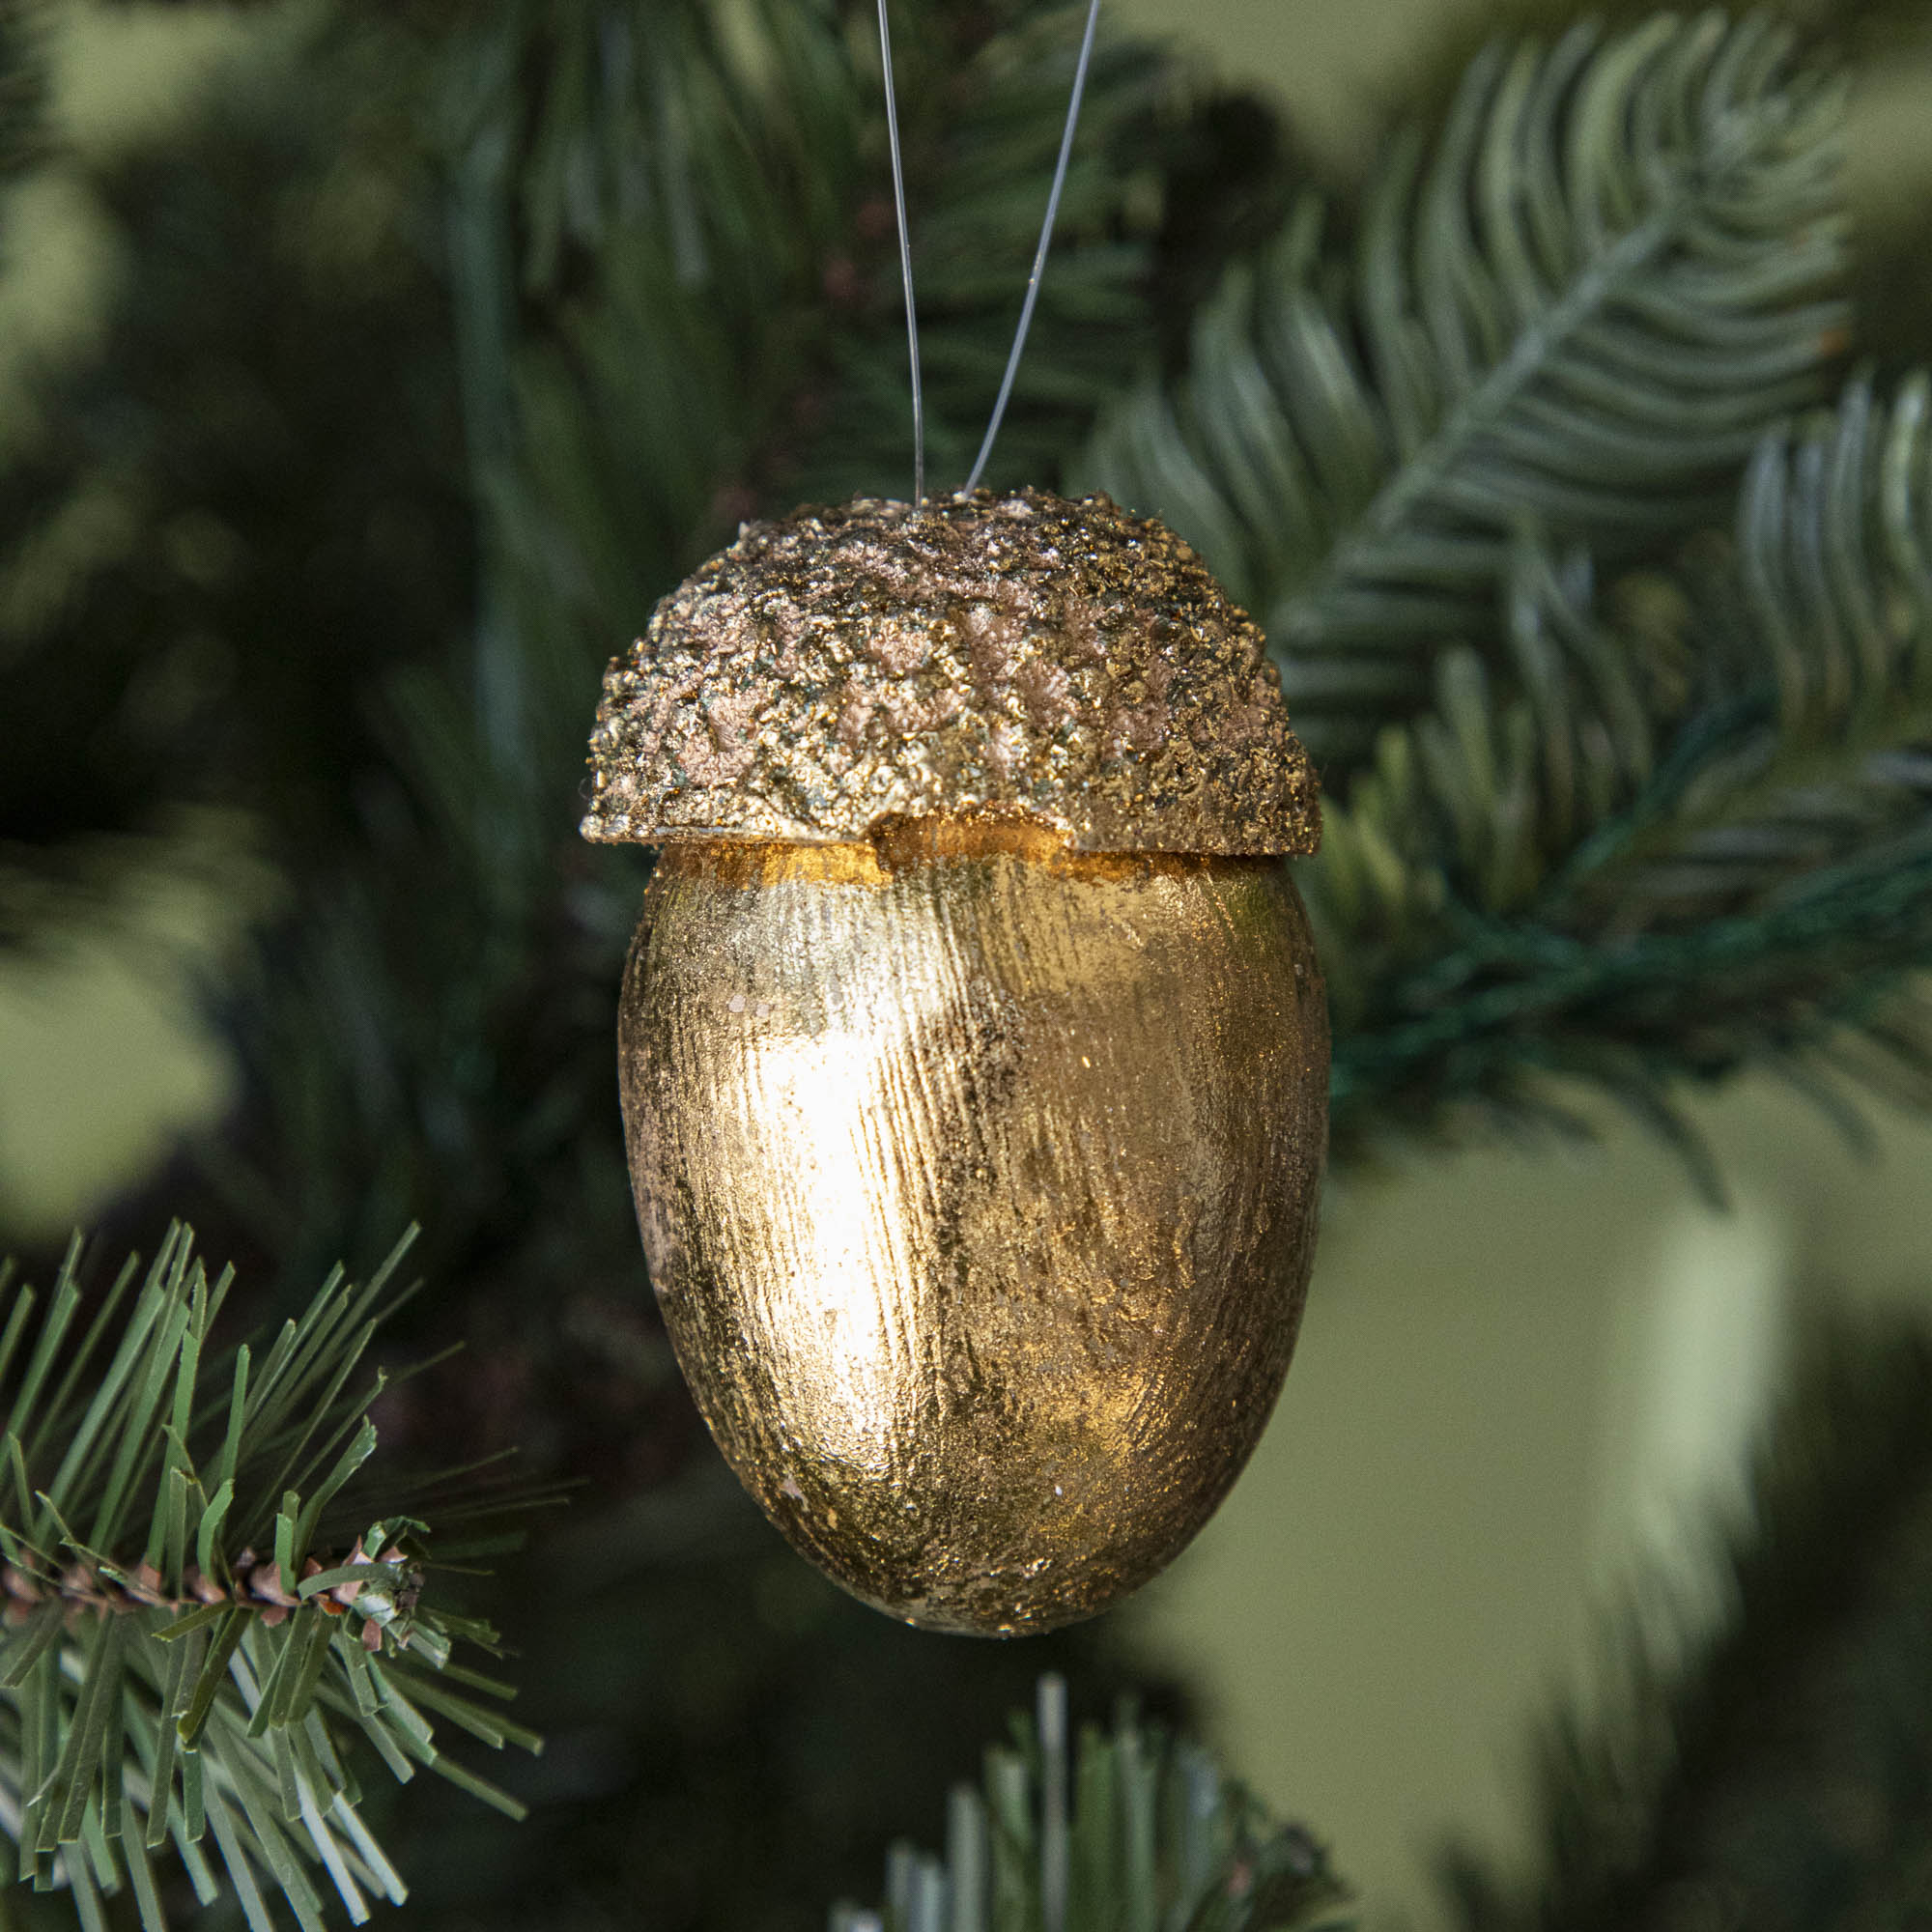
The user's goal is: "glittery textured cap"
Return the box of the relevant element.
[582,489,1319,856]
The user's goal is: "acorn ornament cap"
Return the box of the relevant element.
[582,489,1329,1636]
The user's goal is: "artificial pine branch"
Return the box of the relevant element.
[1061,10,1932,1175]
[1073,14,1849,775]
[476,0,1180,688]
[1389,0,1932,159]
[1314,364,1932,1180]
[831,1678,1350,1932]
[0,1228,543,1932]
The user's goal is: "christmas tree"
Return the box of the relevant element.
[4,0,1932,1922]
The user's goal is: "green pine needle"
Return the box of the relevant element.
[831,1676,1351,1932]
[0,1228,545,1929]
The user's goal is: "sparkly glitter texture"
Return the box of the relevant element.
[582,490,1320,856]
[584,492,1330,1632]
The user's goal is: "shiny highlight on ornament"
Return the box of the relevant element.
[586,490,1329,1634]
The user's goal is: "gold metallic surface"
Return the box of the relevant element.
[618,823,1329,1634]
[583,490,1319,857]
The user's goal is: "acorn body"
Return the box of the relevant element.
[584,488,1329,1634]
[620,823,1326,1634]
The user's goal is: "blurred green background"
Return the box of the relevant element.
[6,0,1932,1926]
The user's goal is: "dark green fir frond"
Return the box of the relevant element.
[0,1228,543,1932]
[1073,14,1849,775]
[468,0,1179,673]
[830,1677,1350,1932]
[1319,366,1932,1183]
[1554,367,1932,917]
[1389,0,1932,156]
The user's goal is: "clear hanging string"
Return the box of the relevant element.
[961,0,1103,497]
[876,0,925,504]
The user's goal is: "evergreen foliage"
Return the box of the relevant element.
[833,1678,1348,1932]
[1070,14,1932,1178]
[1074,14,1850,771]
[0,1229,541,1931]
[0,0,1930,1925]
[1313,363,1932,1183]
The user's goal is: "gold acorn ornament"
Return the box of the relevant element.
[582,488,1328,1634]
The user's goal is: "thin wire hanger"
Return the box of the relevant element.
[875,0,924,504]
[874,0,1104,506]
[961,0,1102,497]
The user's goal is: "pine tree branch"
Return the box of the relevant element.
[1385,0,1932,171]
[467,0,1179,689]
[1316,367,1932,1180]
[831,1676,1350,1932]
[0,1228,547,1931]
[1072,14,1850,775]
